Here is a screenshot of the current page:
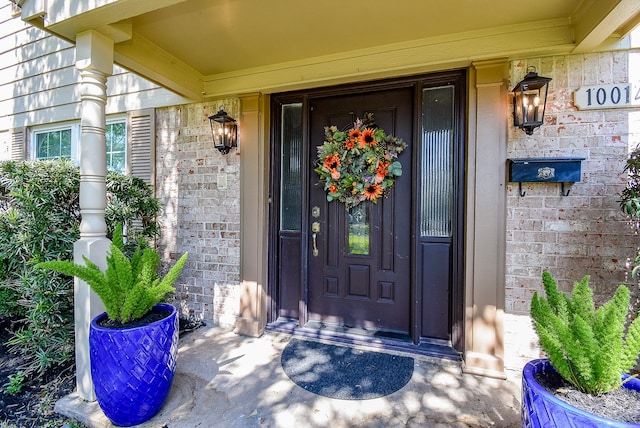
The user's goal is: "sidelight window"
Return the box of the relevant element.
[420,86,454,237]
[280,103,303,231]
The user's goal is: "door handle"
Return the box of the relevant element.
[311,222,320,257]
[312,232,318,257]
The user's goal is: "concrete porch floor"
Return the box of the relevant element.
[56,325,522,427]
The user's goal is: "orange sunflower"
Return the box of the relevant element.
[349,129,362,140]
[345,139,355,150]
[323,153,341,170]
[359,128,377,148]
[363,183,383,201]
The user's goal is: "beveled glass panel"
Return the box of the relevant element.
[348,203,369,255]
[280,103,303,231]
[421,86,454,237]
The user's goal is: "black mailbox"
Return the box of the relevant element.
[508,157,584,196]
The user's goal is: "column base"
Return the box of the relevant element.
[234,317,264,337]
[73,237,110,402]
[463,351,506,379]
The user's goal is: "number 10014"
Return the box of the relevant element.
[574,83,640,110]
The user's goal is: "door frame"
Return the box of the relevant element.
[267,71,467,354]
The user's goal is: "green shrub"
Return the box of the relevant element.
[0,159,161,378]
[0,286,23,317]
[37,225,187,324]
[2,371,26,395]
[531,271,640,395]
[620,146,640,285]
[620,144,640,218]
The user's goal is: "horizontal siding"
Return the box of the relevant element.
[0,46,76,84]
[0,32,72,63]
[108,71,164,94]
[0,54,78,103]
[0,4,188,133]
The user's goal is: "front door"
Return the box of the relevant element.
[307,89,413,334]
[271,71,466,350]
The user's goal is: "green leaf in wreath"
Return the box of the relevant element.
[388,161,403,176]
[333,131,347,142]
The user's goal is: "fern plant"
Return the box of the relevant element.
[531,271,640,395]
[36,225,188,324]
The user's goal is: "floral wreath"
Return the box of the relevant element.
[314,113,407,208]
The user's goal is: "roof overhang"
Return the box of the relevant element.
[15,0,640,101]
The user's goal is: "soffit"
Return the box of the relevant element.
[21,0,640,99]
[130,0,582,76]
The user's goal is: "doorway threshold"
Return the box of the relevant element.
[266,318,461,361]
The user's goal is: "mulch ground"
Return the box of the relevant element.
[0,316,76,428]
[535,369,640,423]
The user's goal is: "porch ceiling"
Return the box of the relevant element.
[18,0,640,100]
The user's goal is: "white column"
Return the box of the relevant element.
[74,31,113,401]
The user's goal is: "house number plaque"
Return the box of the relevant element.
[574,83,640,110]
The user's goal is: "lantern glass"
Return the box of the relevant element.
[512,69,551,135]
[209,109,237,154]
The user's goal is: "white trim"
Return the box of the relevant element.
[28,116,128,168]
[29,120,80,162]
[106,113,126,124]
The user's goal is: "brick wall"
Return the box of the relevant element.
[504,51,640,370]
[155,99,241,326]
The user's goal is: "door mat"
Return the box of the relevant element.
[281,338,414,400]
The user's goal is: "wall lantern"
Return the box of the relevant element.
[512,67,552,135]
[208,109,237,154]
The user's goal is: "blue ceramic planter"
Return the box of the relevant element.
[522,358,640,428]
[89,303,179,427]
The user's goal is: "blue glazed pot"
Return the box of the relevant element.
[89,303,179,427]
[522,358,640,428]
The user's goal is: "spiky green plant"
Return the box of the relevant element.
[35,225,188,324]
[531,271,640,395]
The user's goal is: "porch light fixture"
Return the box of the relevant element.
[208,109,237,154]
[512,67,552,135]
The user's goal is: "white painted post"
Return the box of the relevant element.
[74,31,113,401]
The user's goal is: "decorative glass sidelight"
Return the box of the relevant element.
[280,103,303,231]
[421,86,454,237]
[348,202,370,255]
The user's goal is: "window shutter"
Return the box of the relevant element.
[10,128,26,160]
[127,109,156,187]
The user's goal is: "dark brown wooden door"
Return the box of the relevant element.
[307,88,413,334]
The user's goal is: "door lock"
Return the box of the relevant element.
[312,222,320,233]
